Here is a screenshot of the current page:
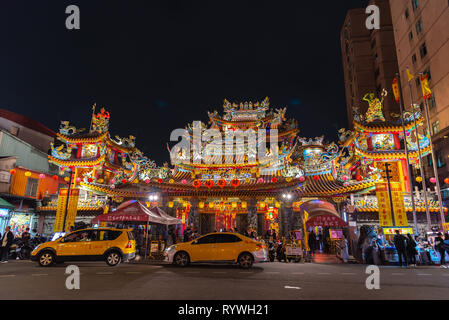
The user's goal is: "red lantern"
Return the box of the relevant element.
[193,179,201,188]
[158,178,163,184]
[257,178,264,183]
[39,173,45,179]
[218,179,226,188]
[271,177,277,183]
[430,177,436,184]
[231,179,240,187]
[205,180,214,188]
[356,175,363,182]
[52,175,58,181]
[121,179,127,184]
[9,169,16,175]
[87,178,93,183]
[299,176,305,182]
[313,176,319,181]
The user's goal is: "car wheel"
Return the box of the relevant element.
[105,251,122,267]
[238,253,254,269]
[38,251,55,267]
[174,251,190,267]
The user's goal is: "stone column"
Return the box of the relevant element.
[188,198,200,232]
[247,199,258,234]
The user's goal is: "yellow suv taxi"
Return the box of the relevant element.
[164,232,267,269]
[31,228,136,267]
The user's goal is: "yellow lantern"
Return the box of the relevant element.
[260,202,265,209]
[146,202,150,207]
[232,202,237,208]
[199,202,205,209]
[416,176,423,183]
[169,179,174,184]
[98,178,104,183]
[241,201,247,209]
[275,201,281,208]
[286,177,292,182]
[168,201,174,208]
[208,202,214,208]
[64,176,70,182]
[25,171,32,177]
[182,202,187,207]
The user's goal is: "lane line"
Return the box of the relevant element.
[284,286,301,290]
[31,274,48,276]
[417,273,432,276]
[0,275,15,278]
[96,272,114,275]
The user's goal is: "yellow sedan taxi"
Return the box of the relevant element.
[164,232,267,268]
[31,228,136,267]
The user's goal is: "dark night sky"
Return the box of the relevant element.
[0,0,369,165]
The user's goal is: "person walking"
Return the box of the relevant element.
[308,230,316,256]
[1,226,14,263]
[393,230,408,268]
[435,232,447,268]
[340,235,349,263]
[406,233,418,267]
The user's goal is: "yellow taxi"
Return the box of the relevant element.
[31,228,136,267]
[164,232,267,268]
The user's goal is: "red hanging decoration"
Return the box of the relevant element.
[271,177,277,183]
[9,169,16,175]
[231,179,240,187]
[121,179,127,184]
[158,178,163,184]
[444,178,449,185]
[356,175,363,182]
[87,178,93,183]
[193,179,201,188]
[313,176,319,181]
[218,179,226,188]
[52,175,58,181]
[205,180,214,188]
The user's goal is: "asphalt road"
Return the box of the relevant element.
[1,259,449,300]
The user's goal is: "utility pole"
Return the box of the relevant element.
[384,163,396,226]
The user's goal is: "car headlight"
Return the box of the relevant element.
[165,245,177,252]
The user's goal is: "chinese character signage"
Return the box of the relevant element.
[375,183,393,227]
[390,182,408,227]
[64,188,80,231]
[54,188,68,232]
[382,227,413,235]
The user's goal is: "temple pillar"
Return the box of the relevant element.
[247,199,258,233]
[188,198,200,232]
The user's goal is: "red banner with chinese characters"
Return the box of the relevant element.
[375,183,393,227]
[390,182,408,227]
[305,215,347,228]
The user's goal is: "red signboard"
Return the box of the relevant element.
[306,215,348,228]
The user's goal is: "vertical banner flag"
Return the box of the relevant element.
[392,77,400,103]
[406,68,414,82]
[390,182,408,227]
[54,188,68,232]
[375,183,393,227]
[420,74,432,99]
[303,210,309,251]
[64,188,80,231]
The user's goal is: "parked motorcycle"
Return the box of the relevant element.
[276,241,287,262]
[268,240,276,262]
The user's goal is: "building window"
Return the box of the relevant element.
[416,19,423,34]
[432,120,440,135]
[25,178,39,198]
[428,93,437,109]
[420,42,428,58]
[411,0,419,11]
[437,151,446,168]
[409,31,414,41]
[412,54,417,64]
[405,8,410,19]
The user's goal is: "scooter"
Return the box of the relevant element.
[268,241,276,262]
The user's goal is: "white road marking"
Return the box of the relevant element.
[96,272,114,275]
[292,272,304,275]
[125,271,142,274]
[0,275,15,278]
[284,286,301,290]
[31,274,48,276]
[417,273,432,276]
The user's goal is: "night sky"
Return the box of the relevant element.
[1,0,370,165]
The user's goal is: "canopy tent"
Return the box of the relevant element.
[91,200,181,225]
[0,197,14,210]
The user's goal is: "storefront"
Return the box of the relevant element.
[0,198,14,232]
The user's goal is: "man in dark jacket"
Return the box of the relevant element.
[1,226,14,263]
[393,230,408,267]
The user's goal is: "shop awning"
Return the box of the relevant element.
[306,215,348,228]
[148,206,182,225]
[0,198,14,210]
[91,200,181,225]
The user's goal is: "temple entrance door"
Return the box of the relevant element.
[200,214,214,235]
